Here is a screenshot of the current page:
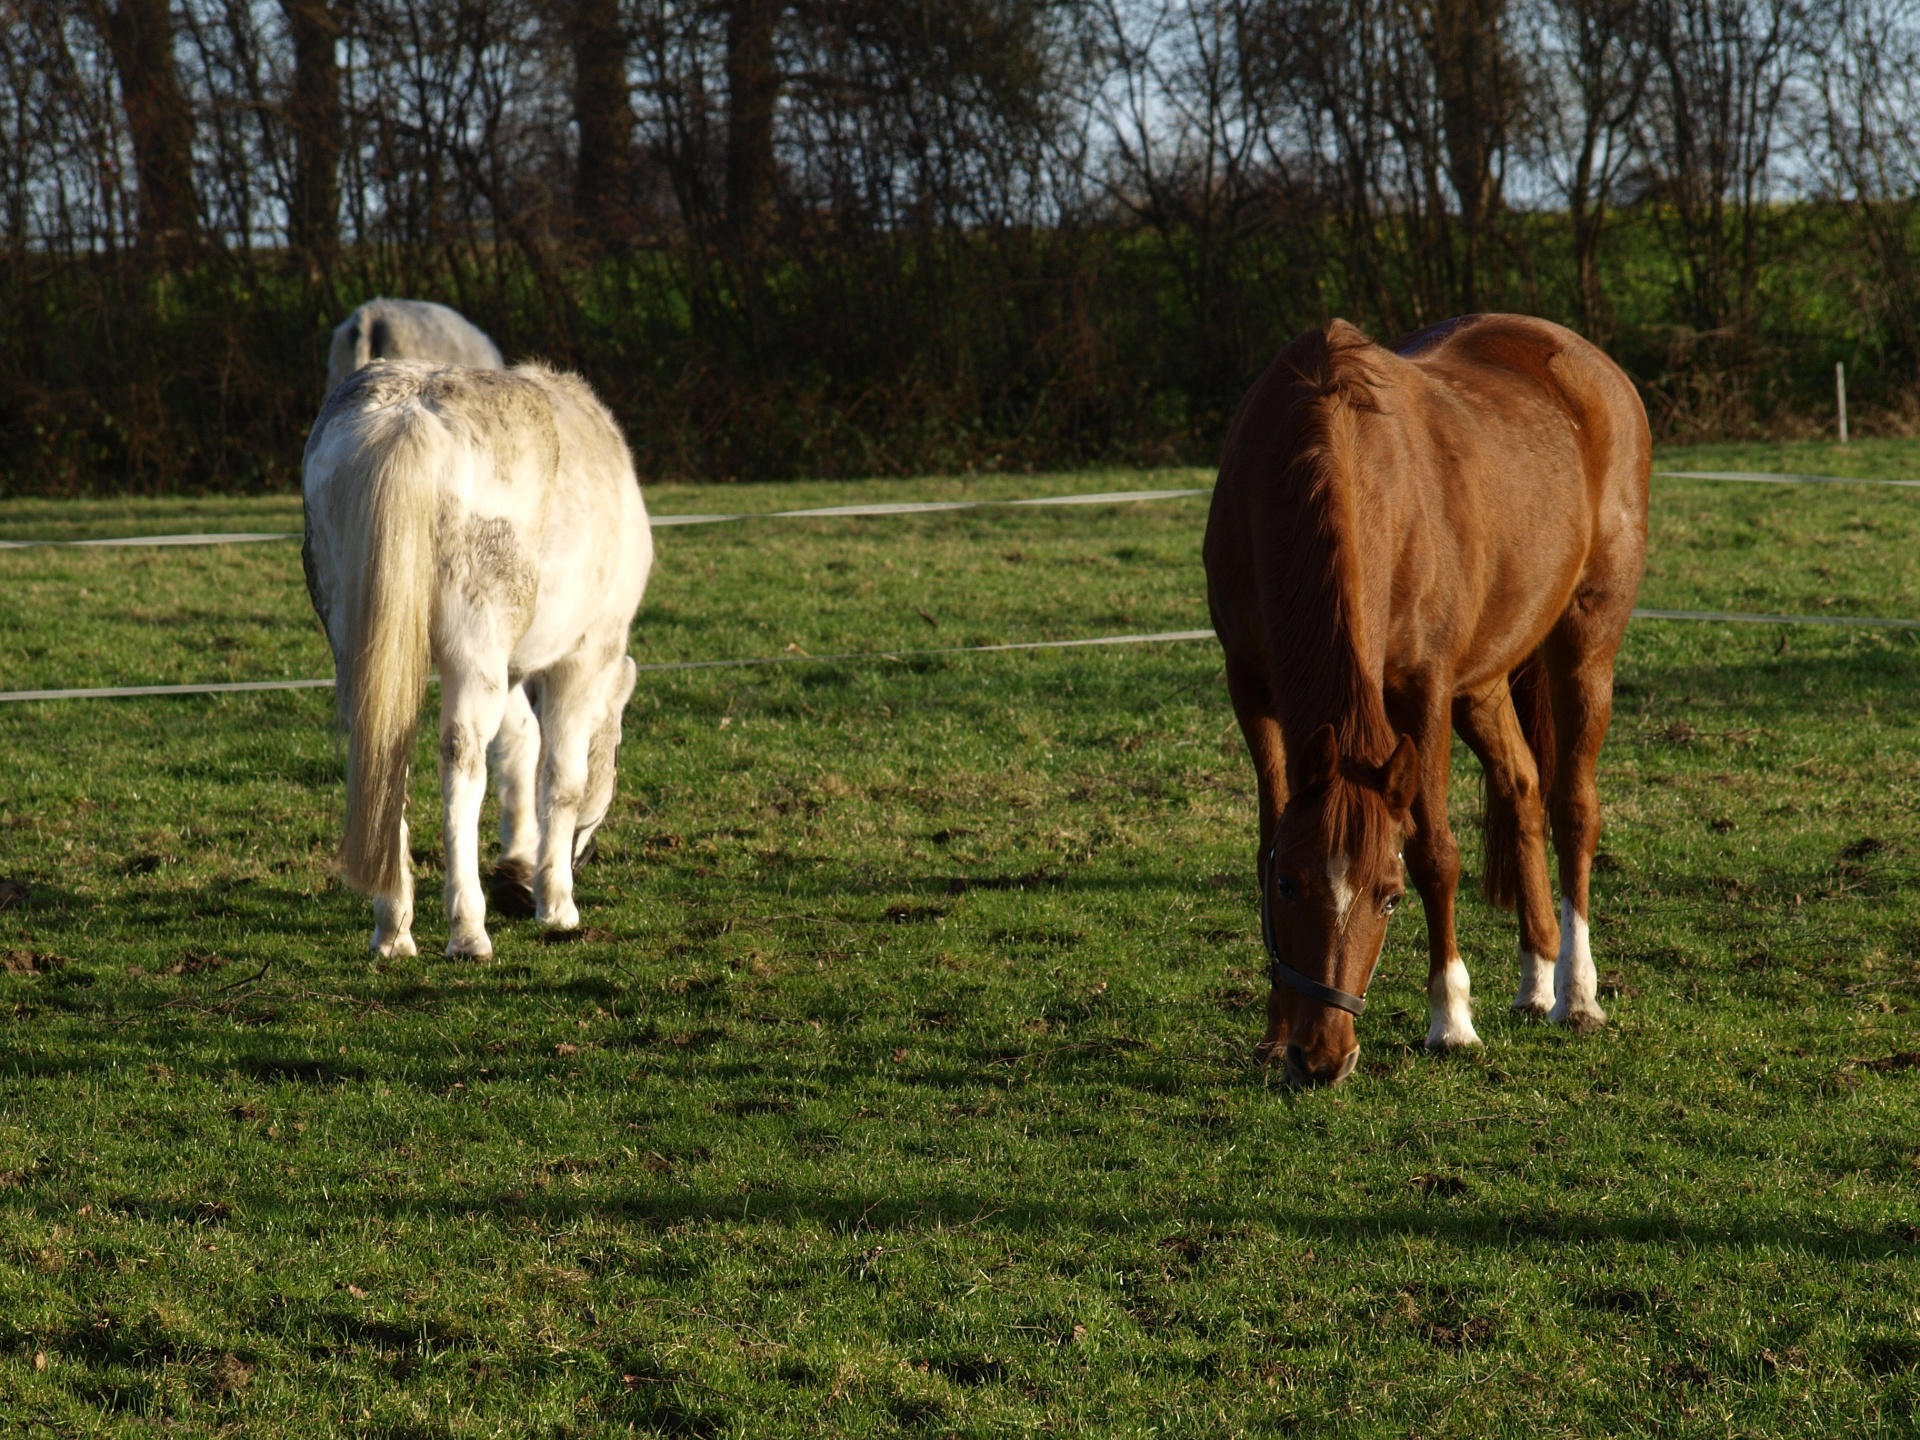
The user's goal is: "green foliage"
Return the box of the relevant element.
[0,460,1917,1433]
[3,204,1910,497]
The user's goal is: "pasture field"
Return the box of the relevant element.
[0,448,1918,1436]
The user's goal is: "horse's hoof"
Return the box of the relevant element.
[488,860,536,918]
[537,900,580,933]
[1550,1002,1607,1033]
[373,932,417,959]
[446,933,494,960]
[1510,998,1552,1019]
[1425,1024,1483,1054]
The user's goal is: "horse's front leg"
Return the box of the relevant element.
[1393,687,1480,1052]
[441,669,512,958]
[1223,649,1289,1063]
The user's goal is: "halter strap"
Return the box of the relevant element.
[1268,957,1368,1016]
[1260,843,1369,1017]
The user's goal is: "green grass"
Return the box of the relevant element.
[0,451,1917,1436]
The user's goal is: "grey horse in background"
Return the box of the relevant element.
[325,298,504,395]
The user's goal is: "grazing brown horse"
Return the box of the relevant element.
[1204,314,1649,1086]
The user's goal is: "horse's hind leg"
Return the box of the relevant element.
[572,657,637,868]
[531,649,625,932]
[1543,626,1621,1031]
[486,684,539,917]
[372,818,417,958]
[440,666,513,958]
[1453,681,1560,1015]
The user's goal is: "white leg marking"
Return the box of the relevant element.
[1425,956,1482,1051]
[1549,897,1606,1028]
[1512,940,1556,1015]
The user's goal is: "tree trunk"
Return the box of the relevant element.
[91,0,199,255]
[724,0,778,246]
[1425,0,1509,313]
[569,0,635,250]
[281,0,341,265]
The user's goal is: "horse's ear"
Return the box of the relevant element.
[1298,724,1340,791]
[1382,734,1419,817]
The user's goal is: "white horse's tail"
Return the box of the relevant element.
[333,412,438,897]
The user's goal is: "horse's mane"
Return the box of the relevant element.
[1258,322,1400,794]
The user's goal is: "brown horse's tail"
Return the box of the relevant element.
[1483,651,1557,911]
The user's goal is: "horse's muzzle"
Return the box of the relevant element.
[1284,1041,1360,1088]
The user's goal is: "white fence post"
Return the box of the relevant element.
[1837,361,1849,444]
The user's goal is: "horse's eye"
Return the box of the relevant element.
[1381,892,1402,916]
[1273,874,1301,902]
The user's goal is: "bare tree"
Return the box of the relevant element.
[724,0,779,245]
[283,0,342,265]
[1811,0,1920,378]
[568,0,636,250]
[1084,0,1284,429]
[86,0,199,253]
[1242,0,1388,324]
[2,0,1914,493]
[1643,0,1812,340]
[1246,0,1475,330]
[1522,0,1651,336]
[1415,0,1518,312]
[630,0,723,239]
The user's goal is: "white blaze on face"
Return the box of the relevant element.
[1326,853,1355,928]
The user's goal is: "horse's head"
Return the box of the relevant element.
[1259,725,1418,1086]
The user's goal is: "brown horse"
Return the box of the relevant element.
[1204,314,1649,1087]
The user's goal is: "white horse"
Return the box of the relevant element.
[325,297,545,917]
[326,298,505,396]
[302,360,652,958]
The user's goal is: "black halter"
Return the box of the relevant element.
[1260,843,1369,1017]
